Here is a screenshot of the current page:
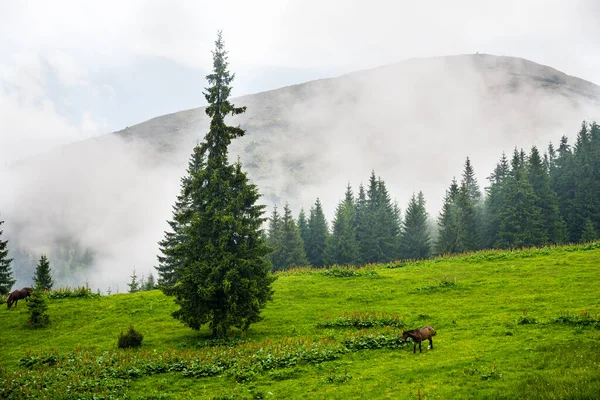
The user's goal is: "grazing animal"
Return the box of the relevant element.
[7,287,34,309]
[402,325,436,353]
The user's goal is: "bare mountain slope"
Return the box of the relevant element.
[3,54,599,289]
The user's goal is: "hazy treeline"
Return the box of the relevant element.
[267,120,600,270]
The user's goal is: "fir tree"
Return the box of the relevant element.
[436,178,460,254]
[580,218,597,242]
[527,146,567,244]
[33,254,53,291]
[482,153,510,249]
[267,206,283,269]
[455,182,479,252]
[158,32,275,337]
[551,136,576,242]
[354,184,370,264]
[358,172,399,263]
[306,198,329,267]
[297,208,310,257]
[277,203,309,269]
[324,183,358,266]
[462,157,482,202]
[455,157,482,252]
[145,273,156,291]
[155,149,203,291]
[128,268,140,293]
[495,149,546,248]
[399,192,431,259]
[27,284,50,328]
[0,217,15,295]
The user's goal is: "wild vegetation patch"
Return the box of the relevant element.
[0,329,408,398]
[321,266,379,278]
[317,311,406,329]
[414,277,459,293]
[551,311,600,328]
[47,285,100,299]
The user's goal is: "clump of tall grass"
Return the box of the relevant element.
[552,311,600,328]
[47,286,99,299]
[415,277,458,293]
[317,311,405,329]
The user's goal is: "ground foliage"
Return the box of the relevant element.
[1,243,599,399]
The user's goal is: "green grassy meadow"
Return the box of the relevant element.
[2,244,600,399]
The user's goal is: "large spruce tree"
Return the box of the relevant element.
[276,203,309,269]
[399,192,431,259]
[0,217,15,296]
[324,183,359,266]
[482,153,510,249]
[155,150,202,291]
[297,208,310,257]
[33,254,54,291]
[527,146,567,244]
[267,206,283,268]
[495,149,546,248]
[435,178,460,255]
[357,172,399,263]
[158,32,275,337]
[306,198,329,267]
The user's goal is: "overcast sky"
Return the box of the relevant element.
[1,0,599,163]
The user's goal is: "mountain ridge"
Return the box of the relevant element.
[3,53,599,289]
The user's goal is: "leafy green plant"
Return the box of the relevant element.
[323,369,352,384]
[516,310,538,325]
[480,363,503,380]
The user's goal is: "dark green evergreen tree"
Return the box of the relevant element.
[354,184,371,264]
[27,284,50,328]
[128,268,140,293]
[357,172,400,263]
[482,153,510,249]
[399,192,431,259]
[435,178,460,254]
[156,150,203,291]
[455,157,482,252]
[306,198,329,267]
[158,32,275,337]
[569,122,600,242]
[580,218,597,242]
[455,182,478,252]
[550,135,576,242]
[277,203,308,269]
[145,273,156,291]
[0,217,15,295]
[461,157,482,202]
[297,208,310,257]
[527,146,567,244]
[324,183,359,265]
[495,149,546,248]
[33,254,53,291]
[267,206,283,269]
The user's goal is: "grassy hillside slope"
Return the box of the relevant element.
[2,244,600,399]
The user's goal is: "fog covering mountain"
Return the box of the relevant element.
[1,54,599,291]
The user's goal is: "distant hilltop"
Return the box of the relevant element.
[5,53,600,288]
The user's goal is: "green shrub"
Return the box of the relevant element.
[27,287,50,328]
[117,325,144,349]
